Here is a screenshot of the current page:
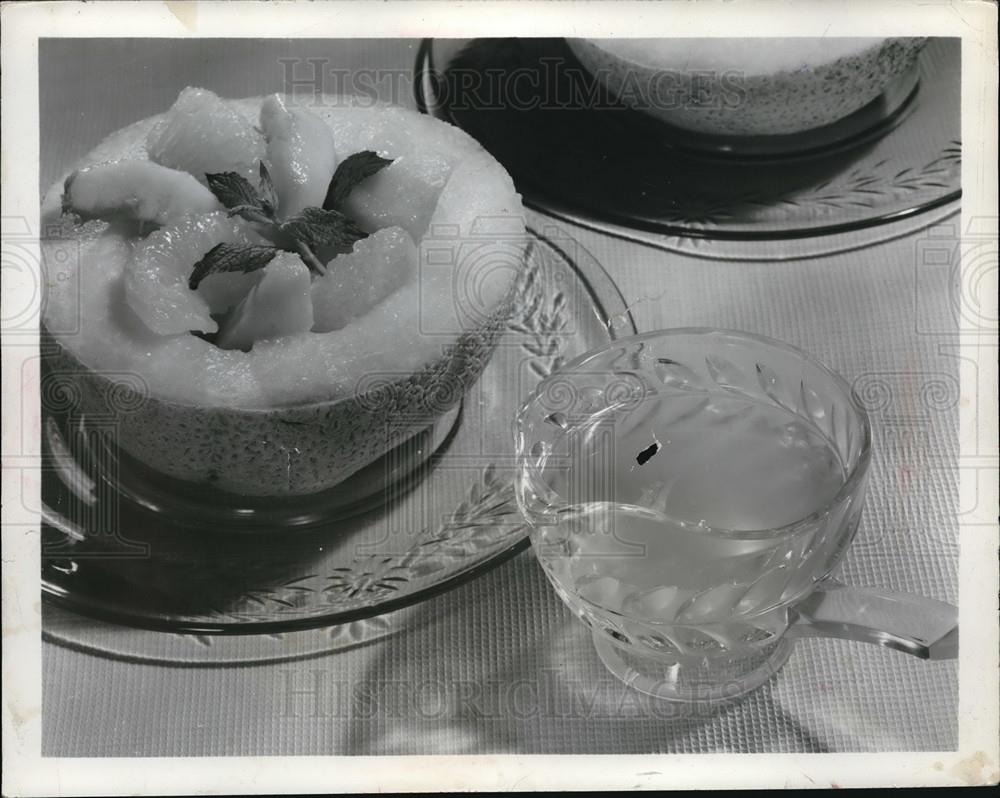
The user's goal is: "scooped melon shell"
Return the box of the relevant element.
[42,285,517,495]
[41,95,527,496]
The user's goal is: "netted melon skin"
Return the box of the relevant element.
[570,38,926,136]
[43,282,516,496]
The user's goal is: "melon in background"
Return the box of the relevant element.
[567,37,927,136]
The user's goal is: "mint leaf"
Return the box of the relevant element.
[257,161,278,217]
[323,151,394,210]
[206,171,263,212]
[189,243,278,290]
[195,150,390,297]
[279,207,368,254]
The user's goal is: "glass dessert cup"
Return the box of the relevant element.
[514,329,958,703]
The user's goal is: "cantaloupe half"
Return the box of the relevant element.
[567,38,927,136]
[41,92,527,496]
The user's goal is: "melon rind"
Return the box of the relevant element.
[568,38,927,136]
[41,94,527,496]
[42,287,515,495]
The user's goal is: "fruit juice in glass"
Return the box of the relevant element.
[534,390,850,658]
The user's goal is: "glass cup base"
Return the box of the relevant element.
[592,631,795,703]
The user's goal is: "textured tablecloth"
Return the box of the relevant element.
[39,38,960,756]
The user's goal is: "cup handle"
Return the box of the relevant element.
[788,579,958,660]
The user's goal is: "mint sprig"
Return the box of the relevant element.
[279,207,369,253]
[189,243,278,290]
[323,151,394,210]
[199,152,391,283]
[205,171,267,221]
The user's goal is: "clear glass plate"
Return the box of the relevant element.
[40,227,636,650]
[416,38,961,258]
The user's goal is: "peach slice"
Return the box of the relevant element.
[124,210,268,335]
[63,160,220,226]
[216,252,314,351]
[259,94,337,218]
[146,87,264,184]
[310,226,417,332]
[341,151,452,241]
